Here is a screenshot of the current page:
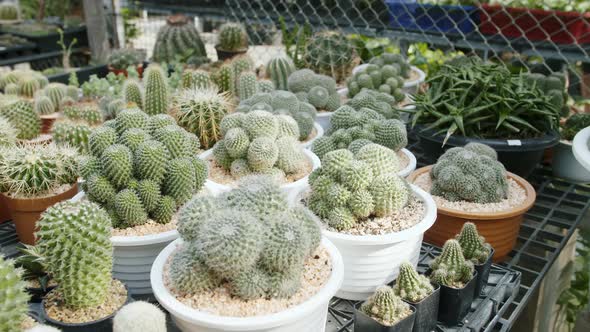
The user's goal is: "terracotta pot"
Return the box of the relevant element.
[1,184,78,245]
[40,113,59,134]
[0,195,10,223]
[407,166,536,262]
[108,64,144,78]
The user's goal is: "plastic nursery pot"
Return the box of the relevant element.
[199,148,321,203]
[27,283,57,303]
[398,283,440,332]
[39,113,58,134]
[407,166,536,262]
[150,238,344,332]
[573,126,590,173]
[1,183,78,245]
[398,148,417,178]
[70,192,179,295]
[413,125,560,178]
[41,285,132,332]
[321,185,437,300]
[352,64,426,95]
[433,270,478,326]
[300,122,324,150]
[474,248,494,297]
[353,302,417,332]
[215,45,247,61]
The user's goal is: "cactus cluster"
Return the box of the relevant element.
[430,142,508,204]
[113,302,166,332]
[456,222,492,264]
[308,145,410,231]
[36,201,113,309]
[267,56,295,91]
[429,239,475,288]
[347,88,401,119]
[360,286,412,327]
[522,71,567,116]
[171,176,321,300]
[217,22,249,52]
[52,103,104,152]
[287,69,341,112]
[303,31,355,82]
[209,55,272,97]
[0,99,41,140]
[393,262,434,303]
[83,109,207,228]
[236,90,317,141]
[0,3,19,20]
[172,87,231,149]
[347,63,407,102]
[0,70,47,99]
[0,255,30,332]
[0,116,17,147]
[562,113,590,141]
[213,110,309,181]
[367,53,412,78]
[42,83,69,112]
[152,14,208,64]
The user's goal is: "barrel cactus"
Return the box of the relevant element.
[303,31,355,82]
[0,3,19,20]
[0,255,29,332]
[171,176,321,300]
[143,65,169,115]
[0,99,41,140]
[430,143,508,204]
[34,95,55,115]
[18,76,41,98]
[360,286,412,327]
[217,22,248,52]
[456,222,492,264]
[393,262,434,303]
[43,83,67,111]
[287,69,341,112]
[267,56,295,91]
[429,239,475,288]
[152,14,208,64]
[52,102,103,153]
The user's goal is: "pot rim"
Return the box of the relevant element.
[321,184,437,245]
[407,165,536,220]
[214,45,248,53]
[150,237,344,329]
[1,183,78,205]
[399,148,417,178]
[573,126,590,172]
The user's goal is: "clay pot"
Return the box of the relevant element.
[407,166,536,262]
[108,64,144,78]
[1,184,78,245]
[40,113,59,134]
[0,195,10,223]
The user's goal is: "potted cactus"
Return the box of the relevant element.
[456,222,494,296]
[303,144,436,300]
[0,254,31,331]
[407,142,536,262]
[215,22,249,61]
[352,52,426,95]
[199,110,321,202]
[14,245,56,303]
[0,143,79,244]
[267,55,296,91]
[108,48,146,77]
[150,176,344,331]
[0,97,47,144]
[75,108,207,295]
[393,262,440,332]
[302,31,357,83]
[152,14,208,65]
[354,285,417,331]
[553,113,590,182]
[36,201,130,330]
[428,239,477,326]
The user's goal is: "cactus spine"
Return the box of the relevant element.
[123,80,143,109]
[152,14,208,64]
[143,65,169,115]
[213,64,235,94]
[217,22,248,52]
[237,71,257,100]
[0,99,41,140]
[360,286,412,327]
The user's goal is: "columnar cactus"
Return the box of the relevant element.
[393,262,434,303]
[113,301,167,332]
[217,22,248,52]
[360,286,412,326]
[303,31,355,82]
[0,255,29,332]
[430,143,508,204]
[152,14,208,64]
[123,80,143,110]
[267,56,295,91]
[0,99,41,140]
[143,65,169,115]
[288,69,341,112]
[36,201,113,309]
[308,144,410,231]
[182,69,213,90]
[0,116,17,147]
[429,239,475,288]
[456,222,492,264]
[232,55,254,80]
[237,71,257,100]
[171,176,321,300]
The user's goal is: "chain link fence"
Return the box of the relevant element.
[110,0,590,98]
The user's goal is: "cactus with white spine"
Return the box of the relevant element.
[393,262,434,303]
[142,65,169,115]
[0,99,41,140]
[0,255,30,332]
[123,80,143,110]
[113,301,166,332]
[34,95,55,115]
[456,222,492,264]
[237,71,258,100]
[212,64,235,94]
[43,83,67,111]
[0,116,17,147]
[360,286,412,326]
[429,239,475,288]
[18,76,41,98]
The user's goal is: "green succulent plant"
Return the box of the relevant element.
[0,99,41,140]
[360,285,412,327]
[456,222,492,264]
[217,22,249,52]
[303,31,355,82]
[392,262,434,303]
[347,53,409,102]
[267,56,295,91]
[0,255,29,332]
[143,64,169,115]
[152,14,208,64]
[0,3,19,20]
[287,69,341,112]
[429,239,475,288]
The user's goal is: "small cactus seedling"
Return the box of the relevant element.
[288,69,341,112]
[393,262,434,303]
[456,222,492,264]
[429,239,474,288]
[360,286,412,327]
[113,301,166,332]
[142,65,169,115]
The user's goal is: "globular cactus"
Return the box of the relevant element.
[257,79,275,93]
[0,255,30,332]
[237,71,258,100]
[0,3,19,20]
[430,143,508,204]
[429,239,475,288]
[43,83,67,111]
[267,56,295,90]
[456,222,492,264]
[360,286,412,326]
[287,69,341,112]
[232,55,254,80]
[182,69,213,90]
[217,22,248,52]
[347,89,400,119]
[171,176,320,300]
[152,14,208,64]
[393,262,434,303]
[303,31,355,82]
[65,85,80,101]
[369,53,412,78]
[347,54,409,101]
[36,201,112,309]
[123,80,143,110]
[0,99,41,140]
[34,95,55,115]
[143,65,169,115]
[113,301,167,332]
[18,76,41,98]
[4,82,18,95]
[0,71,18,89]
[212,64,235,94]
[51,121,92,153]
[0,116,17,147]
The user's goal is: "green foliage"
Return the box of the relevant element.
[347,34,398,62]
[81,73,126,100]
[406,42,463,75]
[0,99,41,140]
[430,239,474,288]
[360,286,411,326]
[217,22,248,52]
[303,31,355,82]
[0,255,29,332]
[152,14,208,64]
[456,222,492,264]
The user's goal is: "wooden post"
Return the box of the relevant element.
[82,0,110,63]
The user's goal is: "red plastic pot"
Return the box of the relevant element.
[480,5,590,44]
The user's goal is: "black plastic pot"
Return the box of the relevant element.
[436,271,478,326]
[413,125,560,177]
[1,26,88,53]
[27,284,56,303]
[354,302,417,332]
[215,46,247,61]
[402,284,441,332]
[474,248,494,297]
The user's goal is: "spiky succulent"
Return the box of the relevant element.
[360,286,412,327]
[51,121,92,153]
[152,14,208,64]
[113,301,167,332]
[267,56,295,91]
[36,201,113,309]
[429,239,475,288]
[143,65,169,115]
[303,31,355,82]
[0,116,17,147]
[430,143,508,204]
[217,22,248,52]
[43,83,67,112]
[34,95,55,115]
[123,80,143,110]
[172,176,321,300]
[456,222,492,264]
[0,255,30,332]
[393,262,434,303]
[182,69,213,90]
[0,99,41,140]
[287,69,341,112]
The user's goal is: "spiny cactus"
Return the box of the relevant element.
[348,54,409,101]
[429,239,475,288]
[113,301,167,332]
[34,95,55,115]
[267,56,295,91]
[152,14,208,64]
[456,222,492,264]
[143,65,169,115]
[4,83,18,95]
[212,64,235,94]
[303,31,355,82]
[0,99,41,140]
[393,262,434,303]
[36,201,112,309]
[0,116,18,147]
[0,255,30,332]
[18,76,41,98]
[217,22,248,52]
[51,121,92,153]
[123,80,143,110]
[43,83,67,112]
[360,286,412,327]
[172,176,320,300]
[287,69,341,112]
[430,143,508,204]
[237,71,258,100]
[182,69,213,90]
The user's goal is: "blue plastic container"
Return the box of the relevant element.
[385,0,480,35]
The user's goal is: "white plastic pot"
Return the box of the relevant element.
[199,149,321,203]
[70,192,179,295]
[151,238,344,332]
[316,112,333,132]
[398,148,417,178]
[573,126,590,173]
[352,64,426,95]
[552,140,590,183]
[301,122,324,149]
[322,184,437,300]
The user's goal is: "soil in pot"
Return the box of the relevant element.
[401,284,440,332]
[353,302,416,332]
[474,249,494,297]
[432,271,478,326]
[215,46,247,61]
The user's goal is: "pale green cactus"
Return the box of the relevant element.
[143,65,169,115]
[0,255,30,332]
[393,262,434,303]
[0,99,41,140]
[429,239,475,288]
[360,286,412,326]
[456,222,492,264]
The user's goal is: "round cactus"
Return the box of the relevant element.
[303,31,355,82]
[43,83,67,110]
[0,116,18,147]
[152,14,208,64]
[217,22,248,52]
[169,244,220,294]
[360,286,411,326]
[34,95,55,115]
[18,76,41,98]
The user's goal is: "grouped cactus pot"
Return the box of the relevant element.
[150,237,344,332]
[300,122,324,149]
[352,64,426,95]
[553,140,590,183]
